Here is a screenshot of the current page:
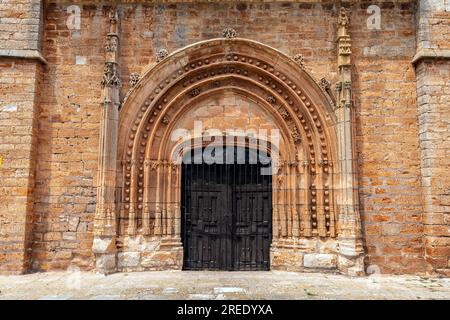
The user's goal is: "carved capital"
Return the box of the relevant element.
[148,160,161,171]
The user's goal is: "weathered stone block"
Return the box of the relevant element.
[95,254,116,272]
[303,254,337,269]
[117,252,140,268]
[92,237,115,254]
[141,250,183,270]
[271,250,304,272]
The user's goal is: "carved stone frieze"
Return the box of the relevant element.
[146,160,161,171]
[338,37,352,56]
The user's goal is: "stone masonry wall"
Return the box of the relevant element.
[416,59,450,276]
[3,1,449,275]
[0,59,41,274]
[0,0,43,274]
[351,1,428,274]
[415,0,450,276]
[0,0,43,57]
[27,1,429,274]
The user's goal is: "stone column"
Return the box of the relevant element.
[0,0,45,274]
[93,9,121,274]
[413,0,450,276]
[335,7,364,276]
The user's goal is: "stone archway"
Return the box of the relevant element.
[93,18,364,275]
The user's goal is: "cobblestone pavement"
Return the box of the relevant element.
[1,271,450,300]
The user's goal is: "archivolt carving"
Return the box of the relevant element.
[130,72,140,87]
[189,87,200,97]
[319,78,331,91]
[293,54,305,69]
[117,38,348,245]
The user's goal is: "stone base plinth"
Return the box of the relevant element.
[115,236,183,272]
[92,236,117,274]
[270,238,365,275]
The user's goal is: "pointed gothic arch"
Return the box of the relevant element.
[94,36,364,275]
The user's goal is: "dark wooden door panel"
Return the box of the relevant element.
[182,148,272,271]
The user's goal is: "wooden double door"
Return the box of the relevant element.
[181,148,272,271]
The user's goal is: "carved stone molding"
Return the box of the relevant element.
[319,78,331,91]
[189,87,201,97]
[293,54,305,69]
[156,49,169,62]
[278,106,290,119]
[101,62,121,88]
[266,95,276,104]
[130,72,140,87]
[222,27,237,39]
[104,35,118,52]
[290,126,301,144]
[338,7,349,28]
[161,114,170,125]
